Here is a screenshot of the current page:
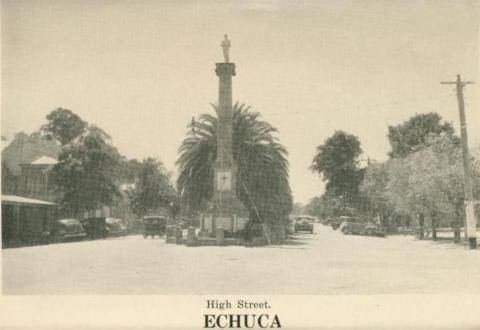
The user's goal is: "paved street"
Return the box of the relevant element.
[2,224,480,295]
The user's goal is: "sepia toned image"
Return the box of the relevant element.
[1,1,480,326]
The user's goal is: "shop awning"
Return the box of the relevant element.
[1,195,56,206]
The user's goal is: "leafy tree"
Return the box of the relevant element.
[305,193,346,219]
[52,125,121,214]
[310,131,363,206]
[41,108,88,145]
[176,103,292,227]
[384,134,477,240]
[118,157,143,183]
[291,202,305,216]
[387,112,456,158]
[128,158,176,217]
[359,162,393,219]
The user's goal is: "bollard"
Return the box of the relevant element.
[166,225,175,237]
[175,226,183,244]
[186,226,197,246]
[215,227,225,246]
[165,225,176,244]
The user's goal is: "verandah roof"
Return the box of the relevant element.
[1,195,56,206]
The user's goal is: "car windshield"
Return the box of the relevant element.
[106,218,122,224]
[58,219,79,225]
[296,217,313,222]
[144,217,165,221]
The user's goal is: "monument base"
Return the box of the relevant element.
[200,212,249,238]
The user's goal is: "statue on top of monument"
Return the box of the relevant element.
[221,34,231,63]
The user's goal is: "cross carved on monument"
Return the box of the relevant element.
[221,173,228,184]
[221,34,231,63]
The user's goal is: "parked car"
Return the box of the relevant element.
[331,216,348,230]
[81,217,108,240]
[175,217,189,229]
[50,219,87,243]
[340,219,385,237]
[142,216,167,238]
[105,218,128,236]
[294,216,315,233]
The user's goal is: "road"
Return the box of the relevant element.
[2,224,480,294]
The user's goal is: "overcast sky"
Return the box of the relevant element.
[2,0,479,204]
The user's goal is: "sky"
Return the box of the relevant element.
[2,0,479,204]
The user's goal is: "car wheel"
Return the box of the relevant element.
[53,231,65,243]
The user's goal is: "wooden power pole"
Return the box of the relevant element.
[441,74,476,249]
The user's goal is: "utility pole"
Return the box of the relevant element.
[441,74,476,249]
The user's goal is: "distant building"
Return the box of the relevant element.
[19,156,58,202]
[1,132,137,245]
[2,132,60,197]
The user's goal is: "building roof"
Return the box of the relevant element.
[1,132,60,175]
[30,156,58,165]
[1,195,56,206]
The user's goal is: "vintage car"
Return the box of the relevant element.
[331,216,350,230]
[142,216,167,238]
[175,217,189,229]
[105,217,128,236]
[176,216,199,229]
[81,217,108,240]
[294,215,315,233]
[50,219,87,243]
[340,219,385,237]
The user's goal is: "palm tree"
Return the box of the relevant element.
[176,102,292,228]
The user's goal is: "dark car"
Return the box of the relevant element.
[175,217,189,229]
[294,216,314,233]
[50,219,87,243]
[142,216,167,238]
[340,219,385,237]
[176,217,198,229]
[105,218,128,236]
[81,217,108,240]
[331,216,349,230]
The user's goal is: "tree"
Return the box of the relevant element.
[387,112,456,158]
[384,134,473,240]
[52,125,121,215]
[359,162,393,225]
[291,202,305,216]
[310,131,363,206]
[118,157,143,183]
[41,108,88,145]
[128,158,176,217]
[176,103,292,227]
[305,193,347,219]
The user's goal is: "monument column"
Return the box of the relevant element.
[214,62,236,192]
[203,35,248,237]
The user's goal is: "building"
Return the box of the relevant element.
[2,132,60,196]
[2,134,60,247]
[19,156,59,202]
[1,195,57,248]
[1,132,139,246]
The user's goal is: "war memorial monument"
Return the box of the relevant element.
[167,35,250,246]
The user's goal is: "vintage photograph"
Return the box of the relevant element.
[2,0,480,307]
